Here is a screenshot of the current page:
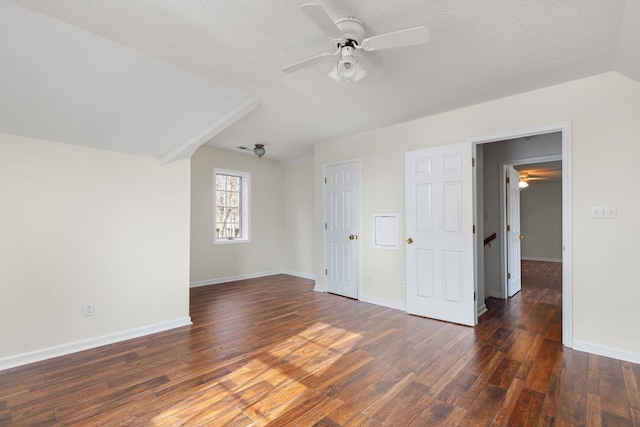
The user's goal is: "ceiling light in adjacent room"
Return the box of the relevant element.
[254,144,266,158]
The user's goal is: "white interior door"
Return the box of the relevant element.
[506,165,522,297]
[324,161,359,299]
[405,143,475,326]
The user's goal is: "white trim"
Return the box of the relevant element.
[469,120,573,348]
[477,304,488,317]
[358,295,406,312]
[213,168,251,244]
[281,270,316,281]
[490,291,503,299]
[190,270,282,288]
[0,317,192,371]
[160,97,261,164]
[521,257,562,263]
[573,340,640,365]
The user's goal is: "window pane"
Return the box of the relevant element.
[214,170,248,243]
[216,175,226,191]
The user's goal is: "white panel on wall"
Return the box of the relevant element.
[373,213,399,250]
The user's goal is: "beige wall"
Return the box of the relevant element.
[190,146,285,283]
[283,156,315,278]
[521,182,563,261]
[314,72,640,356]
[0,134,191,362]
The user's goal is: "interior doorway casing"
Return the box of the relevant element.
[469,122,573,348]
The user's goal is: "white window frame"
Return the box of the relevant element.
[214,168,250,244]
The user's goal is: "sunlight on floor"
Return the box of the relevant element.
[151,321,363,425]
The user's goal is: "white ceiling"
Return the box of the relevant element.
[2,0,639,162]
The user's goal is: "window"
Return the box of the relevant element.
[214,168,250,244]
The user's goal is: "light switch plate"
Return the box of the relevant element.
[591,205,617,219]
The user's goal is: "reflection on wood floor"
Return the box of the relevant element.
[1,261,639,425]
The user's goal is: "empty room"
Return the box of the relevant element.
[1,1,640,425]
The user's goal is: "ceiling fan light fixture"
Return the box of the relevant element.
[329,46,366,84]
[519,178,529,189]
[253,144,265,158]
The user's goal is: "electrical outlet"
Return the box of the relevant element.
[83,302,95,317]
[400,282,405,289]
[367,275,372,284]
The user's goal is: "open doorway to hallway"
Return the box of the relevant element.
[472,124,571,347]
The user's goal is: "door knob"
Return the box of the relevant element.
[406,237,414,244]
[519,235,525,240]
[349,234,355,240]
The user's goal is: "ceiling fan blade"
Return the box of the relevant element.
[282,51,335,73]
[361,26,430,51]
[301,3,345,43]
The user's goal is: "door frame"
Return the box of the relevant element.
[322,158,361,298]
[500,154,562,299]
[469,121,573,348]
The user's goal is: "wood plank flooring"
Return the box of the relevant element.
[1,260,639,425]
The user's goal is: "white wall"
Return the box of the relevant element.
[282,156,315,279]
[190,146,285,284]
[482,133,562,298]
[314,72,640,357]
[520,182,563,261]
[0,134,191,366]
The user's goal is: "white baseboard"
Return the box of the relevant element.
[190,270,282,288]
[477,304,488,317]
[281,270,316,281]
[572,340,640,365]
[0,317,192,371]
[191,270,316,288]
[359,295,406,312]
[313,284,326,292]
[521,257,562,263]
[490,291,504,299]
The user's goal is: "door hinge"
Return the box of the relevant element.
[324,223,327,230]
[507,225,511,232]
[472,158,475,167]
[473,225,476,234]
[474,292,477,301]
[325,269,328,276]
[324,177,327,184]
[507,272,511,280]
[506,177,510,184]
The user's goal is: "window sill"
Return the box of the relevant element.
[214,238,250,245]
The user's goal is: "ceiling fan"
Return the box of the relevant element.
[282,3,430,84]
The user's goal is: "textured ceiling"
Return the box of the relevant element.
[2,0,639,161]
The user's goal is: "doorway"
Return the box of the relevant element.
[503,155,562,298]
[471,122,572,347]
[323,159,360,299]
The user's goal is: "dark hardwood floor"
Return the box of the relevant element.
[1,261,639,425]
